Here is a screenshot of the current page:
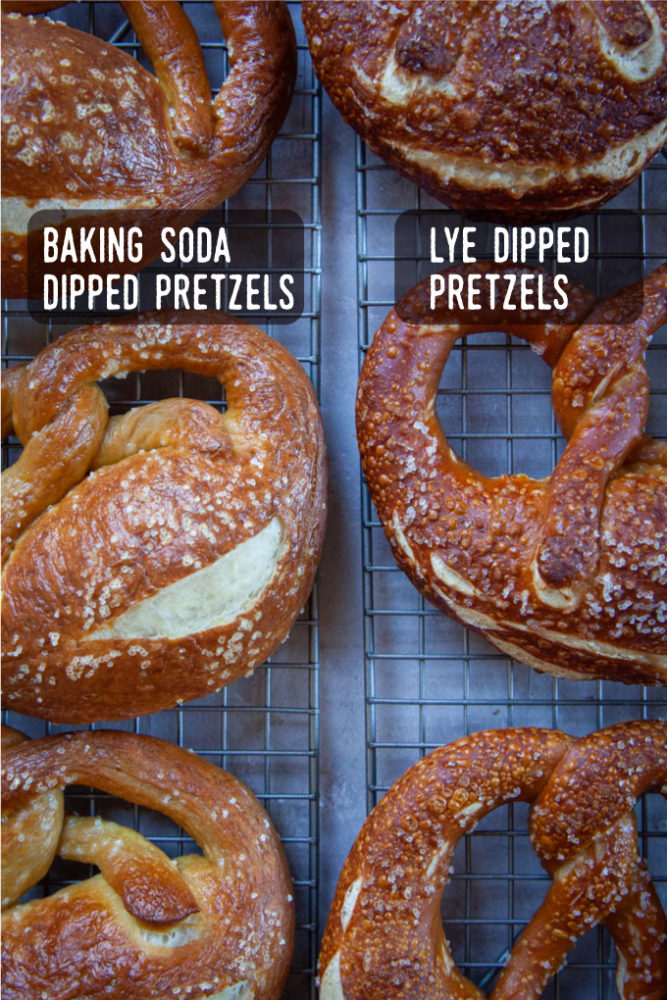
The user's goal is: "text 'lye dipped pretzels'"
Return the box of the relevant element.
[1,316,327,722]
[1,726,294,1000]
[319,720,667,1000]
[1,1,296,296]
[357,264,667,685]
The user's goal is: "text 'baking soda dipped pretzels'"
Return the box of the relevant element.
[1,0,296,297]
[357,264,667,686]
[319,720,667,1000]
[1,726,294,1000]
[1,316,327,722]
[303,1,667,221]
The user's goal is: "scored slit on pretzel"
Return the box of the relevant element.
[318,720,667,1000]
[1,726,294,1000]
[1,315,327,722]
[356,263,667,685]
[1,1,297,297]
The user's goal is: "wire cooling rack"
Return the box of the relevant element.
[356,141,667,998]
[1,4,321,997]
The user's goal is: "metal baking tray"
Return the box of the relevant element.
[2,4,666,999]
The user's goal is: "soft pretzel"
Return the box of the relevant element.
[356,263,667,685]
[303,1,667,221]
[1,1,296,297]
[1,726,294,1000]
[1,315,327,722]
[319,720,667,1000]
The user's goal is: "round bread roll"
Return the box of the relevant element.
[2,726,294,1000]
[303,1,667,221]
[1,1,296,297]
[319,721,667,1000]
[1,316,327,722]
[356,263,667,685]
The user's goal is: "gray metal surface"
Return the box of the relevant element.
[2,5,666,999]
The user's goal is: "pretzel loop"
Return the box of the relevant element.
[319,721,667,1000]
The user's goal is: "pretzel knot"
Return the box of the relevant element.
[319,720,667,1000]
[1,726,294,1000]
[356,263,667,685]
[1,316,327,722]
[1,1,296,297]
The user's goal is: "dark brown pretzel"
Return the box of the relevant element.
[356,264,667,685]
[1,726,294,1000]
[1,315,327,722]
[1,1,296,296]
[319,720,667,1000]
[303,2,667,221]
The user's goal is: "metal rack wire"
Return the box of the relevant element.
[356,140,667,998]
[1,5,321,997]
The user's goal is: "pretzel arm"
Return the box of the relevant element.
[535,363,649,596]
[1,383,108,566]
[91,398,232,469]
[492,814,646,1000]
[1,727,64,911]
[121,0,213,155]
[604,868,667,1000]
[58,815,199,925]
[211,1,296,167]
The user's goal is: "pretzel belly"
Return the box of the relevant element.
[2,13,179,203]
[357,313,667,685]
[1,449,300,721]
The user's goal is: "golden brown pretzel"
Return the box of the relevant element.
[1,1,296,296]
[356,264,667,685]
[303,1,667,221]
[1,315,327,721]
[319,720,667,1000]
[1,726,294,1000]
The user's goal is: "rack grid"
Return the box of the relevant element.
[356,140,667,998]
[1,5,321,998]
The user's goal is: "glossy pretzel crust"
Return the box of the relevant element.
[357,264,667,685]
[2,727,294,1000]
[303,1,667,221]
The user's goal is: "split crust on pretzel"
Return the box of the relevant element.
[302,2,667,221]
[319,720,667,1000]
[1,726,294,1000]
[356,263,667,685]
[1,1,296,297]
[1,315,327,722]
